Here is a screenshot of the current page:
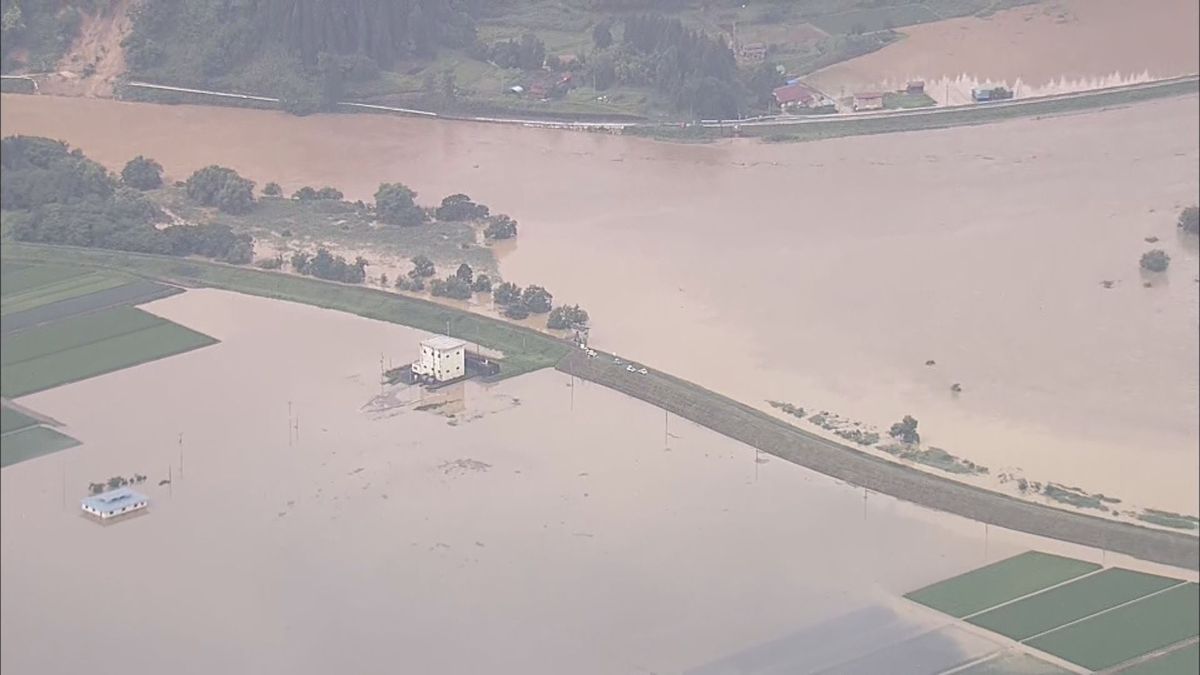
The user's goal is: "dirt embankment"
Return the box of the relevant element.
[37,0,132,98]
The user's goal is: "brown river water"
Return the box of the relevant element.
[2,93,1197,515]
[4,290,1192,674]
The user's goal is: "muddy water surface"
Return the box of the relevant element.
[806,0,1200,103]
[4,290,1189,674]
[2,93,1197,513]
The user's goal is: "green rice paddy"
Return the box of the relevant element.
[1026,583,1199,671]
[908,552,1199,673]
[1,406,39,434]
[1,269,131,315]
[0,425,80,467]
[905,551,1100,618]
[968,568,1181,641]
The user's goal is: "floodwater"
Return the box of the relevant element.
[806,0,1200,104]
[1,92,1197,514]
[2,290,1189,674]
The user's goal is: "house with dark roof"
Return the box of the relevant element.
[772,82,817,111]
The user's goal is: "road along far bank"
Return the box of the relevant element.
[4,243,1196,570]
[556,350,1200,571]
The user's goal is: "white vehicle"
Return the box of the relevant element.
[626,365,636,372]
[613,356,622,364]
[586,349,597,358]
[638,368,648,375]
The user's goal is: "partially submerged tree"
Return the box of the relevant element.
[547,304,590,330]
[375,182,427,226]
[1179,206,1199,235]
[262,182,282,196]
[409,254,435,278]
[484,214,518,240]
[185,165,255,214]
[521,285,553,313]
[888,415,920,445]
[436,193,490,221]
[455,263,473,284]
[471,274,492,293]
[1140,249,1171,272]
[493,281,520,305]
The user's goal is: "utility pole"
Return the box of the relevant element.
[178,432,184,479]
[863,487,868,521]
[664,410,669,449]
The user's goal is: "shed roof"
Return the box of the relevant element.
[81,488,147,512]
[773,83,816,105]
[422,336,467,351]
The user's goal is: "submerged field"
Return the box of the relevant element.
[4,287,1191,674]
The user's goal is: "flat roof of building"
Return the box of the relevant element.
[81,487,147,512]
[421,336,467,351]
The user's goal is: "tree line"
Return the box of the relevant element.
[2,136,252,263]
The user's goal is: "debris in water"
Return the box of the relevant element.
[439,458,492,477]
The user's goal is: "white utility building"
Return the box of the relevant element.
[412,336,466,383]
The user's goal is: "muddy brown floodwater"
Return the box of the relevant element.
[3,290,1192,674]
[806,0,1200,104]
[1,92,1197,515]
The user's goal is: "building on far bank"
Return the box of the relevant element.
[772,82,818,111]
[852,92,885,111]
[905,81,925,94]
[81,488,148,520]
[412,336,466,383]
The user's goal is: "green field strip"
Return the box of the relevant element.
[1,306,165,366]
[1,406,39,434]
[2,321,217,397]
[0,272,131,315]
[1026,582,1199,671]
[0,263,89,295]
[0,425,80,467]
[1117,642,1200,675]
[905,551,1101,618]
[967,568,1182,641]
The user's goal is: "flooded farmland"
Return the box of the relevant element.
[1,91,1197,517]
[3,290,1189,674]
[806,0,1200,104]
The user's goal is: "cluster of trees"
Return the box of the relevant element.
[436,194,489,221]
[124,0,480,93]
[889,415,920,445]
[2,136,253,263]
[1,0,82,72]
[87,474,149,495]
[470,33,545,70]
[547,304,589,330]
[483,214,518,240]
[493,282,552,319]
[293,185,344,201]
[291,248,368,283]
[586,14,757,119]
[375,182,428,226]
[185,165,256,214]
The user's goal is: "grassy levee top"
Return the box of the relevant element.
[1,242,571,379]
[6,242,1198,570]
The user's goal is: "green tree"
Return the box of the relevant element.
[592,20,613,49]
[493,281,520,305]
[1140,249,1171,272]
[121,156,164,190]
[1179,206,1199,235]
[472,274,492,293]
[521,285,553,314]
[484,214,518,239]
[503,304,530,320]
[185,165,255,214]
[436,193,489,221]
[455,263,473,284]
[375,182,427,226]
[547,304,590,330]
[431,275,472,299]
[263,182,282,196]
[888,415,920,445]
[409,254,435,278]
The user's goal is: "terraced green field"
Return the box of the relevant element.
[968,568,1181,641]
[0,425,80,467]
[1026,583,1199,671]
[1,308,216,397]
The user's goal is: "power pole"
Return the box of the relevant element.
[178,432,184,479]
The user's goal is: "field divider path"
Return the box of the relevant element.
[556,350,1200,570]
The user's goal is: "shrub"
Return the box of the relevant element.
[1140,249,1171,272]
[888,415,920,444]
[484,214,518,239]
[375,182,427,226]
[436,193,489,221]
[409,254,435,278]
[472,274,492,293]
[262,182,282,196]
[1179,206,1199,235]
[502,304,530,320]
